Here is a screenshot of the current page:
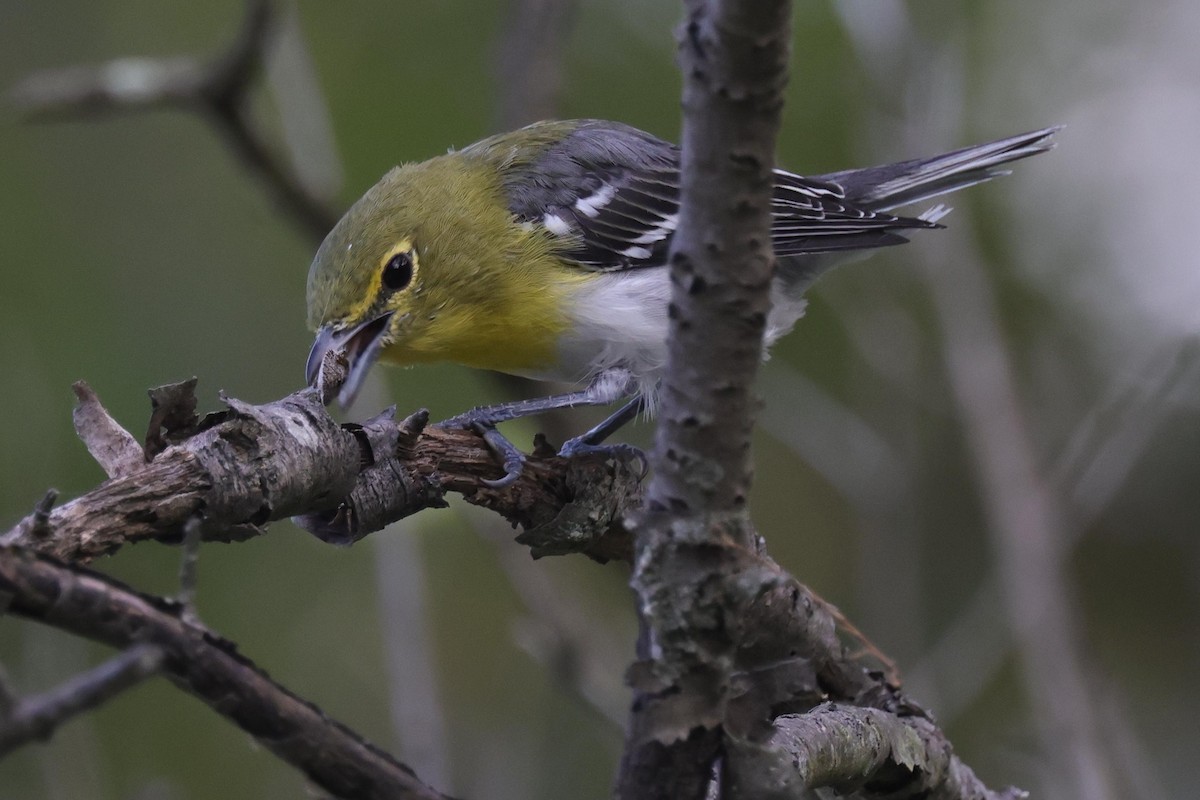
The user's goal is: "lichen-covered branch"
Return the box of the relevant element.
[0,547,448,800]
[725,705,1027,800]
[0,378,637,565]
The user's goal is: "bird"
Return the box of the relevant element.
[305,119,1057,486]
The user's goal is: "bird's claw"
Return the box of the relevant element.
[475,422,526,489]
[444,407,647,488]
[442,409,528,489]
[557,438,649,480]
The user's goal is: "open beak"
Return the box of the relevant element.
[306,311,394,408]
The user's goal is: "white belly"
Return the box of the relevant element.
[552,268,810,413]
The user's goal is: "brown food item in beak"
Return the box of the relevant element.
[305,312,394,408]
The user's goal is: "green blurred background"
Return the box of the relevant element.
[1,1,1197,798]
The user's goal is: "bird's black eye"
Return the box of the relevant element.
[382,251,413,291]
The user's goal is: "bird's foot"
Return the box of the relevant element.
[444,403,648,488]
[557,437,649,480]
[444,410,527,489]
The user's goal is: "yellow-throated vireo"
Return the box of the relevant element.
[306,119,1057,486]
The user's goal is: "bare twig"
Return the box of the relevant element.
[644,4,789,516]
[28,490,58,542]
[176,516,203,625]
[0,378,898,724]
[71,382,144,478]
[0,643,164,758]
[8,0,338,242]
[0,547,447,800]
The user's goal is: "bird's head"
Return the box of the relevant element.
[305,155,575,407]
[304,163,434,406]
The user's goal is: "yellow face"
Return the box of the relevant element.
[305,156,583,406]
[343,238,420,334]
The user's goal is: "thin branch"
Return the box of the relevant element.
[0,378,638,565]
[8,0,338,242]
[26,490,58,543]
[0,374,1015,799]
[620,0,793,796]
[725,705,1026,800]
[0,644,164,758]
[644,3,789,515]
[176,516,203,625]
[0,547,448,800]
[71,382,144,478]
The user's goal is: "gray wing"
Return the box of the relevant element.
[500,119,935,272]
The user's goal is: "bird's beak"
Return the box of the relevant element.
[306,311,394,408]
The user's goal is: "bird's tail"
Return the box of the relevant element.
[819,126,1061,212]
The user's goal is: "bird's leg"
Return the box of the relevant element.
[443,372,635,489]
[562,396,644,448]
[556,397,648,476]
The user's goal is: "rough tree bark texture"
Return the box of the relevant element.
[0,379,638,565]
[648,0,788,513]
[725,707,1027,800]
[619,0,794,797]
